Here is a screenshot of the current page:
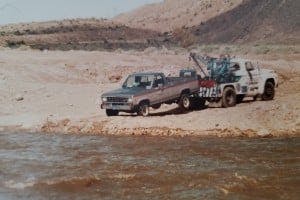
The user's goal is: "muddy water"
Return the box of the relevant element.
[0,132,299,200]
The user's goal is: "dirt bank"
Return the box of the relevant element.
[0,48,299,137]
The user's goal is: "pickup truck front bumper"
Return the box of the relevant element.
[101,102,134,111]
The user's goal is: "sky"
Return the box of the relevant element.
[0,0,162,25]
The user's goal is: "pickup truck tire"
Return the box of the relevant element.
[106,109,119,116]
[179,94,191,111]
[138,102,150,117]
[262,81,275,101]
[222,87,236,108]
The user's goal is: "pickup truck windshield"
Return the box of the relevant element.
[123,75,155,89]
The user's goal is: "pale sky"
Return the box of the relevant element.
[0,0,162,25]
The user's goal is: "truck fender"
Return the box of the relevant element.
[259,78,275,94]
[221,85,235,93]
[181,89,190,95]
[138,99,150,106]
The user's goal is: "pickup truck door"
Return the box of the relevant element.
[151,75,167,104]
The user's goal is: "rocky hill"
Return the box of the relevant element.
[116,0,299,45]
[0,18,172,51]
[184,0,300,45]
[1,0,299,50]
[114,0,243,32]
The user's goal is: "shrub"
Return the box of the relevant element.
[172,28,197,48]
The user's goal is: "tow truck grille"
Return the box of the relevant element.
[107,97,128,103]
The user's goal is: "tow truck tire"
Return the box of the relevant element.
[138,102,150,117]
[179,94,192,110]
[262,81,275,101]
[222,87,236,108]
[236,95,245,103]
[106,109,119,116]
[191,97,206,110]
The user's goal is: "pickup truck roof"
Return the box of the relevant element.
[131,72,164,76]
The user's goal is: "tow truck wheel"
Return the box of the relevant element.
[179,94,191,110]
[222,87,237,108]
[262,81,275,101]
[191,97,206,110]
[236,95,245,103]
[106,109,119,117]
[138,102,150,117]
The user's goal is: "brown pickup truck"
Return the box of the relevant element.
[101,69,203,116]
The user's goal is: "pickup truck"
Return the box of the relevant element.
[101,69,201,116]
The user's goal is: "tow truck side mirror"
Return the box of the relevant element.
[246,62,255,71]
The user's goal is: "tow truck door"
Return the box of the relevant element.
[245,61,260,95]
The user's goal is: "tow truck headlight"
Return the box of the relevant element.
[102,97,107,102]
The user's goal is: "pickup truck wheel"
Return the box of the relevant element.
[179,94,191,110]
[222,87,236,108]
[106,109,119,117]
[138,103,150,117]
[262,82,275,101]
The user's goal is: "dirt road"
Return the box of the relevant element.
[0,48,299,136]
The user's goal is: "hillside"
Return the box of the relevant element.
[0,18,172,51]
[184,0,300,44]
[114,0,243,32]
[116,0,299,45]
[0,0,299,50]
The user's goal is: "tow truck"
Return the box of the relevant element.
[189,53,278,107]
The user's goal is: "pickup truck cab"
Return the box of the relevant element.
[101,70,200,116]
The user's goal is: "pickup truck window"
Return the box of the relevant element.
[153,75,164,88]
[123,75,154,89]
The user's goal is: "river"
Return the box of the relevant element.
[0,132,299,200]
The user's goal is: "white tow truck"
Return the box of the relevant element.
[190,53,278,107]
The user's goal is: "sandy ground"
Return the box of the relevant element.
[0,48,299,137]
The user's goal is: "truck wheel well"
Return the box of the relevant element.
[181,89,190,95]
[266,78,275,86]
[139,99,150,106]
[223,85,235,91]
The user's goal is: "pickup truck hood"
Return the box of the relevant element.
[102,87,145,97]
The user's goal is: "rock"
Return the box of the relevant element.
[15,96,24,101]
[257,129,270,137]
